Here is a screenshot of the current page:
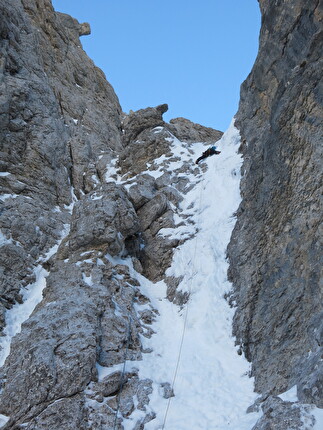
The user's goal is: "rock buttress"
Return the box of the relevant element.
[0,0,156,428]
[227,0,323,417]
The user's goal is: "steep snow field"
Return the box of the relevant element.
[127,122,323,429]
[117,121,262,429]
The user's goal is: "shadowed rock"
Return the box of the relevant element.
[227,0,323,426]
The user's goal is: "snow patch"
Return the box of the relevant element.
[0,230,12,246]
[105,159,119,183]
[153,126,163,133]
[278,385,298,402]
[96,362,128,381]
[0,414,9,428]
[90,194,103,200]
[91,174,99,185]
[143,167,164,179]
[312,406,323,429]
[0,264,48,367]
[39,223,70,262]
[64,187,78,213]
[80,251,93,257]
[82,273,93,286]
[0,193,19,201]
[0,223,72,367]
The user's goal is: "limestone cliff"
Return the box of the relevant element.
[228,0,323,426]
[0,0,122,335]
[0,1,223,428]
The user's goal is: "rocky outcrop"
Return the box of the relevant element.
[119,104,222,177]
[227,0,323,426]
[118,104,221,281]
[58,183,140,258]
[122,104,168,147]
[251,396,315,430]
[168,117,223,144]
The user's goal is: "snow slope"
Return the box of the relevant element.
[112,121,261,429]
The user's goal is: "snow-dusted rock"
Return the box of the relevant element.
[1,0,321,429]
[0,256,155,428]
[59,184,140,257]
[251,396,315,430]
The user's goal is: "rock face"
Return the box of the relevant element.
[0,0,152,427]
[0,1,223,428]
[227,0,323,426]
[0,0,122,336]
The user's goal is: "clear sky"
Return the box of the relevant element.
[52,0,261,132]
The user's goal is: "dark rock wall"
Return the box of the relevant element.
[228,0,323,409]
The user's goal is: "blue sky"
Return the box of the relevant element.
[52,0,260,132]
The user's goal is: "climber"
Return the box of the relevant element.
[195,145,221,164]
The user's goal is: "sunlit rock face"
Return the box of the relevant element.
[227,0,323,424]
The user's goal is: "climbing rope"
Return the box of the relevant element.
[161,172,205,430]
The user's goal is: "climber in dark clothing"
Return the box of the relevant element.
[195,146,221,164]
